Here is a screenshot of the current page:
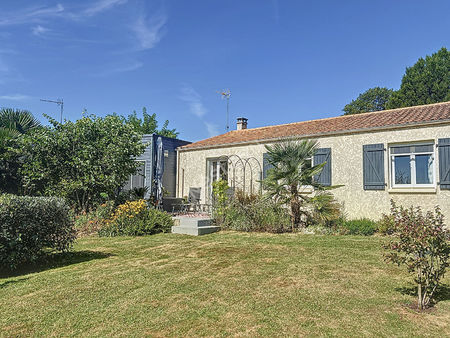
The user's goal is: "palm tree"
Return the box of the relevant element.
[0,108,41,194]
[0,108,41,144]
[263,138,329,229]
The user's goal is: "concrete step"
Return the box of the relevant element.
[171,225,221,236]
[172,217,212,227]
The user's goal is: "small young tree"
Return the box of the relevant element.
[212,179,230,225]
[383,200,450,310]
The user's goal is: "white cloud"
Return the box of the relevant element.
[32,25,50,36]
[0,4,64,26]
[84,0,128,16]
[132,12,167,50]
[0,94,32,101]
[111,61,143,73]
[179,85,220,137]
[0,1,127,26]
[94,61,143,76]
[204,122,219,137]
[180,85,207,118]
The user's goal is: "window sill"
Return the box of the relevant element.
[388,187,437,194]
[299,187,314,194]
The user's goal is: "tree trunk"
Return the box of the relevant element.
[417,268,423,310]
[290,184,302,228]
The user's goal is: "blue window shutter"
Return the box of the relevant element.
[438,138,450,190]
[313,148,332,186]
[363,144,385,190]
[263,153,274,179]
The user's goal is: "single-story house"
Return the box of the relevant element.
[176,101,450,220]
[123,134,190,200]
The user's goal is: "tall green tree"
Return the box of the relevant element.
[386,47,450,109]
[121,107,179,138]
[263,139,331,229]
[19,114,145,212]
[343,87,394,115]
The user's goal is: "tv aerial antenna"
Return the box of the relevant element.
[40,98,64,123]
[218,89,231,132]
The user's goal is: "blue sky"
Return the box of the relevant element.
[0,0,449,141]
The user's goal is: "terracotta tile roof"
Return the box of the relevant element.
[180,101,450,150]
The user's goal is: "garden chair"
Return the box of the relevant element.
[172,187,201,214]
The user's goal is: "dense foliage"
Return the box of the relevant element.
[98,200,174,236]
[263,139,340,228]
[340,218,377,236]
[18,114,145,212]
[74,201,115,236]
[343,87,394,115]
[120,107,179,138]
[386,47,450,109]
[0,194,75,270]
[383,201,449,309]
[212,185,292,233]
[308,192,343,227]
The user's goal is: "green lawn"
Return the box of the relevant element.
[1,232,449,337]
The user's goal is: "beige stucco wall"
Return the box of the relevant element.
[177,123,450,221]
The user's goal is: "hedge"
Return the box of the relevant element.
[0,194,76,270]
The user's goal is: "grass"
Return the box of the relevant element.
[1,232,449,337]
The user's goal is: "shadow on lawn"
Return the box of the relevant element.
[0,250,113,279]
[395,284,450,305]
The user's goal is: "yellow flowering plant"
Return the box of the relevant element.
[99,199,174,236]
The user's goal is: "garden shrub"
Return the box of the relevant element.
[0,194,76,270]
[308,192,343,227]
[74,201,115,236]
[98,199,173,236]
[341,218,377,236]
[377,213,396,235]
[216,191,291,233]
[383,200,449,310]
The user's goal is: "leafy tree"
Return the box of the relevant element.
[0,108,41,194]
[262,139,337,229]
[121,107,179,138]
[343,87,394,115]
[18,114,145,212]
[386,47,450,109]
[383,200,449,310]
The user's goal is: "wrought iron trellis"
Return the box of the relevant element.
[212,154,263,197]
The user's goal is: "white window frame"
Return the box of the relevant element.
[209,159,228,184]
[389,143,435,189]
[206,158,229,202]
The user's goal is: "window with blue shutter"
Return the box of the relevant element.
[313,148,331,186]
[438,138,450,190]
[363,144,385,190]
[262,152,274,179]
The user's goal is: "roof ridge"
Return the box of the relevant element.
[179,101,450,150]
[238,101,450,132]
